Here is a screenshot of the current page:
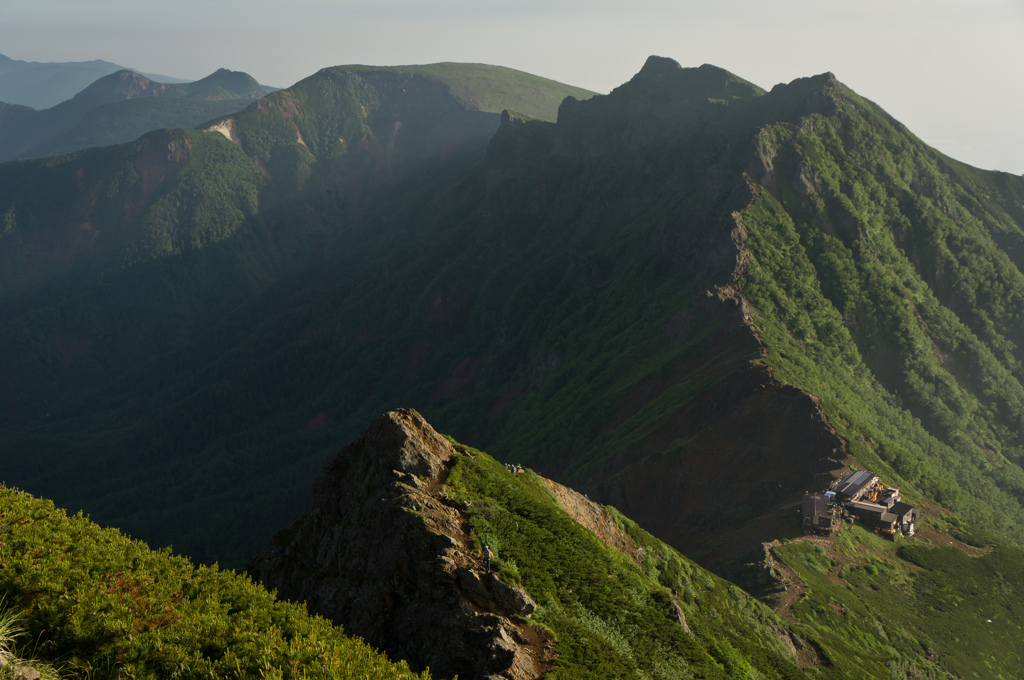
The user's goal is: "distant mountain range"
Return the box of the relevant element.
[0,67,271,162]
[0,53,188,109]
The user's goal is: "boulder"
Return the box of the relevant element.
[488,574,537,617]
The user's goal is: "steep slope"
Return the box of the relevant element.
[736,73,1024,547]
[254,408,1024,678]
[0,68,269,162]
[251,409,822,680]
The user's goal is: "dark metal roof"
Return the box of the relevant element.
[803,493,830,519]
[837,470,878,497]
[890,501,916,519]
[842,470,874,487]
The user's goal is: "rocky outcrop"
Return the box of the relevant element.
[248,409,553,680]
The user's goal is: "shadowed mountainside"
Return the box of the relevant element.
[2,57,1024,594]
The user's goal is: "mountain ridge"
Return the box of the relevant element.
[0,53,187,110]
[2,57,1024,601]
[0,67,270,163]
[249,408,827,679]
[4,55,1024,678]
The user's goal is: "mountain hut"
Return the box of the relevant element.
[836,470,878,502]
[845,500,898,534]
[802,492,833,535]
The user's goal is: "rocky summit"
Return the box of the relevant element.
[248,409,553,680]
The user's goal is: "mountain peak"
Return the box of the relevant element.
[186,68,267,99]
[635,54,685,78]
[62,69,165,111]
[620,56,765,100]
[634,56,735,83]
[536,57,766,160]
[249,408,555,679]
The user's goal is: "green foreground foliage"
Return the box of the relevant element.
[0,485,428,680]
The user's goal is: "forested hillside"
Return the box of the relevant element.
[738,73,1024,541]
[0,62,597,566]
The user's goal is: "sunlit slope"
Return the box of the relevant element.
[737,74,1024,543]
[251,409,821,679]
[766,514,1024,680]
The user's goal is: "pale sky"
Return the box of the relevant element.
[2,0,1023,174]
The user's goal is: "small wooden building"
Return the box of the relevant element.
[802,492,833,535]
[845,500,898,534]
[889,501,919,536]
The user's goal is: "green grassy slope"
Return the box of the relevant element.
[444,441,811,679]
[5,421,1018,680]
[380,63,597,121]
[770,521,1024,680]
[738,76,1024,544]
[440,433,1015,678]
[0,485,429,679]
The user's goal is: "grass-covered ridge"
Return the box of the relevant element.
[324,62,597,123]
[0,485,429,679]
[442,438,809,679]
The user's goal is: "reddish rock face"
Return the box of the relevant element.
[582,365,847,566]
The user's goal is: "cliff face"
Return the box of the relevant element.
[578,359,848,565]
[248,409,552,680]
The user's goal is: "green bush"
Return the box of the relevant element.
[0,485,429,680]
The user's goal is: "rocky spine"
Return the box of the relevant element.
[248,409,552,680]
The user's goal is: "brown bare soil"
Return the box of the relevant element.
[539,477,645,565]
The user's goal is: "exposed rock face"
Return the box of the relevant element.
[1,665,41,680]
[578,360,847,565]
[488,573,536,617]
[248,409,552,680]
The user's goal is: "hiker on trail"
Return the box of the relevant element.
[482,545,494,573]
